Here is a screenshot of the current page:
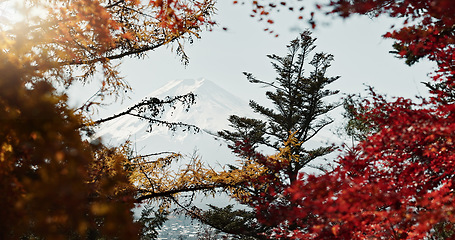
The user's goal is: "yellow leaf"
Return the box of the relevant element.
[1,143,13,162]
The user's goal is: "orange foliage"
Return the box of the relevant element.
[0,0,217,238]
[0,56,139,239]
[1,0,215,108]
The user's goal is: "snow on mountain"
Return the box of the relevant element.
[93,78,252,165]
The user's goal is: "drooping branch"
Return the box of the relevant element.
[128,113,200,132]
[90,93,197,126]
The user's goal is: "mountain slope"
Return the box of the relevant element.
[93,78,251,164]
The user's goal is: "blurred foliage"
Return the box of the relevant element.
[0,0,217,239]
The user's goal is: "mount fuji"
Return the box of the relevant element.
[93,78,340,234]
[93,78,253,165]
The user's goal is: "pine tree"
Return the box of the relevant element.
[221,30,339,181]
[199,30,340,239]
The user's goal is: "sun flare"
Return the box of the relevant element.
[0,0,48,26]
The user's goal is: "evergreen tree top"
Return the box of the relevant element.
[219,30,340,163]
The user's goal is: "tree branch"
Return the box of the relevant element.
[136,184,225,202]
[90,94,194,126]
[62,40,175,66]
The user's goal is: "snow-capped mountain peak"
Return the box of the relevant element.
[93,78,251,153]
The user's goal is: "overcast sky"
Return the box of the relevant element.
[69,1,436,123]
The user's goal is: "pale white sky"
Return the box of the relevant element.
[69,1,435,122]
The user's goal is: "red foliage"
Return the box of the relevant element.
[243,0,455,239]
[149,0,212,32]
[259,98,455,239]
